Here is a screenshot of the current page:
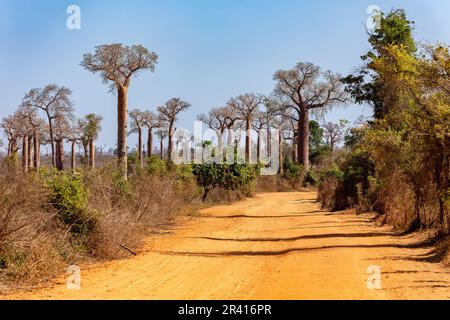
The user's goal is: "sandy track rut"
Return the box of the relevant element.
[5,192,450,300]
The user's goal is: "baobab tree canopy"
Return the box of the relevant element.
[273,63,348,113]
[157,98,191,162]
[273,62,349,167]
[81,44,159,89]
[21,84,73,168]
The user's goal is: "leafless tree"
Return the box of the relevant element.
[222,105,242,147]
[81,44,158,179]
[21,84,73,168]
[53,113,74,170]
[155,128,168,160]
[16,105,45,171]
[67,120,84,171]
[228,93,264,163]
[197,107,228,146]
[128,109,147,167]
[1,115,21,170]
[142,111,159,159]
[252,111,269,164]
[15,108,35,173]
[322,119,349,153]
[157,98,191,162]
[79,114,103,169]
[266,97,294,173]
[273,62,348,168]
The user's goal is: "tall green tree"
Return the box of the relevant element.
[342,9,416,119]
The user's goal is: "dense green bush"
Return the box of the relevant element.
[304,170,319,186]
[146,156,167,176]
[192,163,259,200]
[283,160,304,180]
[318,148,375,211]
[46,172,96,235]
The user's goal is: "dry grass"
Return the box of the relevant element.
[0,162,204,290]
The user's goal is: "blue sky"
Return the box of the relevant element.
[1,0,449,149]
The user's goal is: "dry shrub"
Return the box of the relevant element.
[0,162,203,287]
[374,170,417,232]
[83,164,201,259]
[0,173,66,286]
[318,176,342,210]
[206,187,248,203]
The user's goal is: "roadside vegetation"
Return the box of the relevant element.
[318,10,450,261]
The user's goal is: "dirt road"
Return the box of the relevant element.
[5,192,450,300]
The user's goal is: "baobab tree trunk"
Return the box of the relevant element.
[147,128,153,159]
[117,85,129,179]
[138,127,143,168]
[22,136,29,173]
[82,142,89,164]
[89,140,95,169]
[45,110,56,168]
[33,134,40,170]
[71,140,76,171]
[218,129,225,161]
[245,118,251,163]
[55,139,64,171]
[227,127,233,146]
[160,137,164,160]
[267,126,271,159]
[168,123,174,162]
[27,135,33,169]
[292,142,297,162]
[297,108,310,168]
[279,129,284,175]
[256,131,261,164]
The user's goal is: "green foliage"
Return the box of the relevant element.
[0,255,6,269]
[320,164,344,181]
[309,120,330,164]
[309,120,324,150]
[192,163,259,200]
[342,9,416,119]
[146,156,167,176]
[367,9,416,56]
[304,170,319,186]
[283,160,304,180]
[46,172,95,235]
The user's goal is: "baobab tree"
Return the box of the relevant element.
[229,93,264,163]
[197,107,230,162]
[15,109,35,173]
[157,98,191,162]
[197,107,228,146]
[81,44,158,179]
[21,84,73,168]
[16,105,45,171]
[322,119,349,153]
[155,128,168,160]
[273,62,348,168]
[53,113,73,171]
[128,109,146,167]
[266,97,293,173]
[82,114,103,169]
[252,111,269,164]
[222,105,241,148]
[142,111,159,159]
[67,121,84,171]
[1,115,21,168]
